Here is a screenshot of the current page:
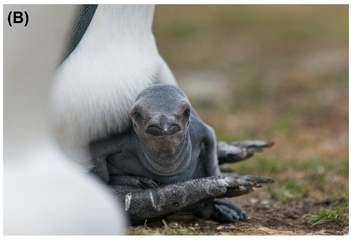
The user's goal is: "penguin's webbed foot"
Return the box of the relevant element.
[217,140,274,165]
[192,198,247,222]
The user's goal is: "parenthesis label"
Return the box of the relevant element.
[24,11,29,27]
[8,11,12,27]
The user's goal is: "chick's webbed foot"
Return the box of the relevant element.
[192,176,274,223]
[193,198,247,222]
[217,140,274,165]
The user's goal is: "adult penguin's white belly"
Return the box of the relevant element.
[50,5,177,169]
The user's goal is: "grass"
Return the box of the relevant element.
[229,156,285,175]
[128,221,215,235]
[308,204,348,227]
[226,152,349,205]
[327,189,349,202]
[268,184,305,205]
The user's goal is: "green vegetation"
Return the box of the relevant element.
[309,204,348,227]
[268,185,305,205]
[230,156,286,175]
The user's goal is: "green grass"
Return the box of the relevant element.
[308,204,348,227]
[296,157,349,176]
[267,178,310,205]
[276,116,294,137]
[327,189,349,202]
[229,155,288,176]
[230,154,348,205]
[268,185,304,205]
[325,158,349,176]
[302,158,323,172]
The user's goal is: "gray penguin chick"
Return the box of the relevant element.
[90,84,273,224]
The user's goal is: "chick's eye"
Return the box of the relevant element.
[183,108,190,119]
[133,111,143,121]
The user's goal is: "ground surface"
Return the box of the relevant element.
[128,170,348,235]
[128,195,348,235]
[128,5,348,235]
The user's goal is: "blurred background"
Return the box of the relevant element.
[153,5,348,207]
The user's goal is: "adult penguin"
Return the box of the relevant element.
[4,5,126,234]
[50,5,177,169]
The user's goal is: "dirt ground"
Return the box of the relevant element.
[128,187,348,236]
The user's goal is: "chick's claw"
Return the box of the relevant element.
[233,175,275,184]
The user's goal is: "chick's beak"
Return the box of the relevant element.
[146,115,181,136]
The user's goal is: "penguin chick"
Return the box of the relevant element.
[89,84,274,224]
[90,84,221,183]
